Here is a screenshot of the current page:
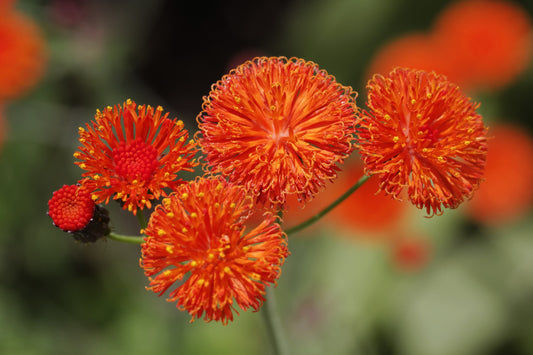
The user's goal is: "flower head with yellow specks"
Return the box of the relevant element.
[140,176,289,324]
[75,99,198,215]
[357,68,488,216]
[197,57,358,210]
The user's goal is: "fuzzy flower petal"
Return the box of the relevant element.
[141,177,289,324]
[357,68,488,216]
[74,99,198,215]
[197,56,358,210]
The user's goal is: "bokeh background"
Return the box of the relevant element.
[2,0,533,354]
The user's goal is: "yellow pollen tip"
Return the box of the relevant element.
[208,253,214,260]
[216,183,223,191]
[182,227,188,233]
[230,202,236,208]
[214,202,220,208]
[234,96,241,103]
[197,279,205,286]
[384,114,391,120]
[438,156,445,162]
[181,193,189,200]
[190,261,198,267]
[166,212,174,218]
[132,180,138,185]
[79,163,87,169]
[127,204,133,212]
[126,99,133,105]
[91,194,98,201]
[242,246,250,252]
[163,270,172,276]
[158,229,166,236]
[188,139,195,145]
[162,198,171,208]
[224,266,231,273]
[422,148,428,153]
[156,106,163,112]
[465,140,471,145]
[251,273,261,280]
[190,212,198,218]
[73,152,81,158]
[411,99,416,105]
[197,192,204,198]
[393,136,399,143]
[107,106,113,111]
[426,92,432,99]
[166,246,174,254]
[179,137,185,142]
[140,229,145,234]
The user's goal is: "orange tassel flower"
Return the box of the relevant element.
[75,99,198,215]
[197,57,358,210]
[357,68,488,216]
[141,177,289,324]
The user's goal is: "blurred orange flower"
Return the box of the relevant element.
[390,234,431,272]
[141,177,289,324]
[0,8,47,100]
[466,124,533,225]
[432,0,533,91]
[198,56,358,210]
[366,33,449,81]
[357,68,488,216]
[327,160,406,236]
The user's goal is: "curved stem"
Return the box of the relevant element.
[106,232,144,244]
[262,288,289,355]
[285,174,371,236]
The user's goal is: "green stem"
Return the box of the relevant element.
[136,211,148,230]
[285,174,371,236]
[262,288,289,355]
[106,232,144,244]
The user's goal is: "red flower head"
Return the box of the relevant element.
[197,57,358,210]
[48,183,110,243]
[75,99,198,215]
[357,68,488,216]
[141,177,289,324]
[48,184,95,232]
[466,124,533,225]
[0,8,47,100]
[432,0,533,90]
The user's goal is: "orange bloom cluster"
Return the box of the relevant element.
[48,184,95,232]
[198,56,358,210]
[367,0,532,91]
[0,6,46,100]
[466,124,533,225]
[357,68,488,216]
[75,99,198,215]
[141,177,289,324]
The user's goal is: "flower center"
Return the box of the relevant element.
[112,139,158,182]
